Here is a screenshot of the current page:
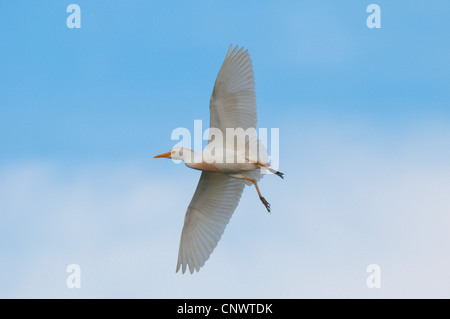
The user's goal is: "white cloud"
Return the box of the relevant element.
[0,120,449,298]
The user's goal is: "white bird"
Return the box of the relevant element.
[154,45,283,274]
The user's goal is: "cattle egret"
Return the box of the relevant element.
[154,45,284,274]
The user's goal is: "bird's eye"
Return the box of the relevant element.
[179,149,183,156]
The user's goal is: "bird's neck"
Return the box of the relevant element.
[180,149,196,165]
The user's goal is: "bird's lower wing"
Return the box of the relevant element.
[176,172,245,274]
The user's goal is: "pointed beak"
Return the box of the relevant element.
[154,151,172,159]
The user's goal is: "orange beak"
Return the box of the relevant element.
[154,151,172,159]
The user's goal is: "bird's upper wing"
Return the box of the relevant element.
[176,171,245,274]
[209,45,257,146]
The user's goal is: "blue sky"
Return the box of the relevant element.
[0,1,449,298]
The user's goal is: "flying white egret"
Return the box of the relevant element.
[154,45,284,274]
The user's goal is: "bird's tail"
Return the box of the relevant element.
[241,136,284,183]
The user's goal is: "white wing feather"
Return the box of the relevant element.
[176,45,259,273]
[209,45,257,138]
[176,172,245,274]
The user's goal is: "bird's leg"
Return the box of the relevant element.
[257,161,284,179]
[247,158,284,179]
[243,177,271,213]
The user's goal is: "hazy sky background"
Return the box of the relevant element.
[1,1,449,298]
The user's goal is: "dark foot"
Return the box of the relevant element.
[275,171,284,179]
[260,196,271,213]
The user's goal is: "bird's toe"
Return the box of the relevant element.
[260,196,271,213]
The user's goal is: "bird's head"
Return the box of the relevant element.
[154,147,194,162]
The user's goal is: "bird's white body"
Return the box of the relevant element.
[186,149,259,174]
[154,45,283,274]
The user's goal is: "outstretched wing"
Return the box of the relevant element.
[176,172,245,274]
[209,45,257,142]
[176,45,258,273]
